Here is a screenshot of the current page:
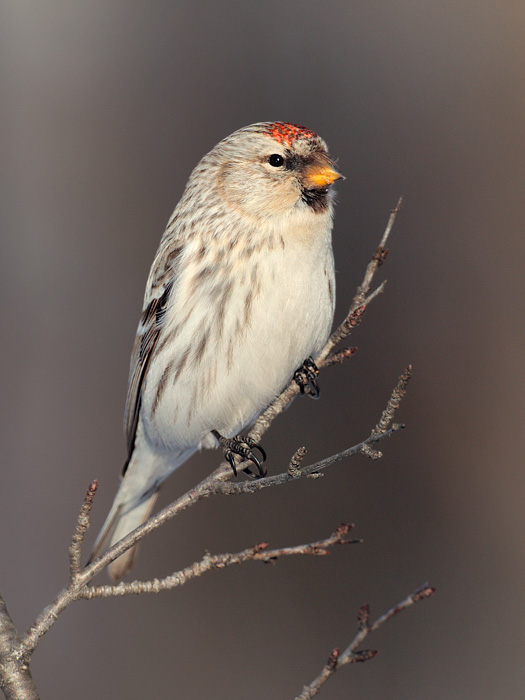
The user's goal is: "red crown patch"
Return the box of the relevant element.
[265,122,318,146]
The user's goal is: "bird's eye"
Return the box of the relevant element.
[268,154,284,167]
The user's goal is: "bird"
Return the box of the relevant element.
[90,121,343,580]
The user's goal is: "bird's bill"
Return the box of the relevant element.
[302,159,343,188]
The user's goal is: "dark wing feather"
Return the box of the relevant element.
[123,280,173,472]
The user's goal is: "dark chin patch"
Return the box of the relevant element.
[301,187,330,213]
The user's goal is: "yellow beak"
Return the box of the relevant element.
[303,162,343,189]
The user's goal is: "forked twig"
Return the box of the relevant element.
[17,375,406,659]
[80,524,359,598]
[296,583,436,699]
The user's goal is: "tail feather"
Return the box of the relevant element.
[107,489,160,582]
[88,501,123,564]
[88,482,161,581]
[89,435,196,581]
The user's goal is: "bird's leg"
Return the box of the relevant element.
[294,357,320,399]
[211,430,267,478]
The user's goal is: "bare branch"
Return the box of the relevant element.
[80,524,358,599]
[0,593,39,700]
[0,195,417,700]
[340,583,435,664]
[295,582,435,699]
[316,197,402,367]
[69,480,98,580]
[372,365,412,437]
[17,328,407,662]
[17,477,216,659]
[16,398,404,656]
[19,427,390,654]
[12,199,407,670]
[217,361,410,495]
[13,526,360,666]
[215,424,404,496]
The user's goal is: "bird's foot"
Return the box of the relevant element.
[294,357,320,399]
[212,430,267,478]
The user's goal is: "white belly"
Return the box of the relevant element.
[141,217,335,453]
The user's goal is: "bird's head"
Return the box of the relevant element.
[206,122,343,222]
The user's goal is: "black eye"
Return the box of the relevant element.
[268,154,284,167]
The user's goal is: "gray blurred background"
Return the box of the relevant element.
[2,2,524,698]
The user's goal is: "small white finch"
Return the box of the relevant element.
[91,122,342,580]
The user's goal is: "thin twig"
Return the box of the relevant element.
[316,197,402,366]
[17,418,404,659]
[372,365,412,436]
[295,582,435,699]
[17,476,216,659]
[215,424,404,495]
[69,480,98,579]
[218,362,410,494]
[80,525,358,598]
